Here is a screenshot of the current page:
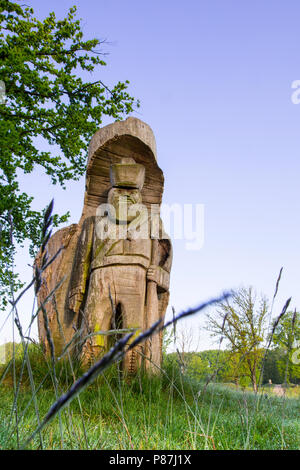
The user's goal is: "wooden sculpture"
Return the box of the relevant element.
[36,117,172,373]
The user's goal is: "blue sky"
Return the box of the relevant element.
[2,0,300,349]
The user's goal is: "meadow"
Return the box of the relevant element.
[0,349,299,450]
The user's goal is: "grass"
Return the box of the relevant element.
[1,202,298,450]
[0,353,299,450]
[224,382,300,399]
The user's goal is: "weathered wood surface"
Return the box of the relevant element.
[36,118,172,374]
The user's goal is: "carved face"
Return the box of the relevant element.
[107,187,142,223]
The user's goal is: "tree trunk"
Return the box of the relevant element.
[251,367,258,392]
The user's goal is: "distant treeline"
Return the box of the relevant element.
[1,342,299,386]
[164,349,300,386]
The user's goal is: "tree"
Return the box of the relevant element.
[184,353,207,381]
[186,350,227,383]
[261,348,285,384]
[0,1,138,310]
[273,311,300,351]
[206,287,268,391]
[272,311,300,384]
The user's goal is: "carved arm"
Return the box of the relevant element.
[147,265,170,291]
[146,237,172,292]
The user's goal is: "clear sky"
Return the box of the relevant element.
[2,0,300,350]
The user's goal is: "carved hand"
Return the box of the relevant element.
[147,265,161,284]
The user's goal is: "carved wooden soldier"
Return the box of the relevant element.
[68,157,172,372]
[36,117,172,374]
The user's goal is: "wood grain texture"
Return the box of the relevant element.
[36,118,172,374]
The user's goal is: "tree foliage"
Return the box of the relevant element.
[273,311,300,351]
[0,1,138,309]
[272,311,300,384]
[206,287,269,391]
